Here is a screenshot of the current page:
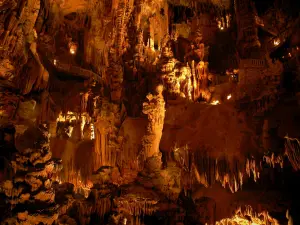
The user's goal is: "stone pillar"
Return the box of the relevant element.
[141,85,165,170]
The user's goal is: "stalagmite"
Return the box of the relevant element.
[1,125,61,224]
[141,84,165,167]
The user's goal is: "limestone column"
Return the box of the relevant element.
[141,85,165,169]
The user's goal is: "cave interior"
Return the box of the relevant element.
[1,0,300,224]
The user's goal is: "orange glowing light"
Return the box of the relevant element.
[69,42,77,55]
[70,48,76,55]
[211,100,220,105]
[91,123,95,140]
[227,94,232,100]
[273,39,280,46]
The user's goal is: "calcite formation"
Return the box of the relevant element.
[94,99,124,168]
[112,185,160,225]
[158,36,192,100]
[0,0,299,224]
[1,125,61,225]
[284,136,300,171]
[140,85,165,166]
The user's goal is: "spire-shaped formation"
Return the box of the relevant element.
[140,84,165,170]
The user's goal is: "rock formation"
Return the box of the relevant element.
[158,36,192,100]
[140,84,165,168]
[1,0,300,224]
[1,125,61,224]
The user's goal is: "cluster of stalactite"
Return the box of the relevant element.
[83,1,110,77]
[104,0,135,104]
[115,0,134,56]
[263,152,284,169]
[93,197,112,219]
[94,99,124,169]
[84,0,134,100]
[216,205,284,225]
[114,197,158,216]
[64,193,111,224]
[174,146,265,193]
[190,59,212,102]
[1,125,61,224]
[180,150,284,193]
[284,136,300,171]
[52,100,125,190]
[194,156,259,193]
[182,28,214,102]
[53,112,94,190]
[158,38,193,100]
[216,13,231,30]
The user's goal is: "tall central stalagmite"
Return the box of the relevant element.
[141,84,165,169]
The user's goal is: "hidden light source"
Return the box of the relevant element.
[211,100,220,105]
[70,47,76,55]
[273,38,280,46]
[69,42,77,55]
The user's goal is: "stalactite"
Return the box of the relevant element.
[114,197,158,218]
[284,136,300,171]
[94,197,111,218]
[174,143,267,193]
[263,153,284,169]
